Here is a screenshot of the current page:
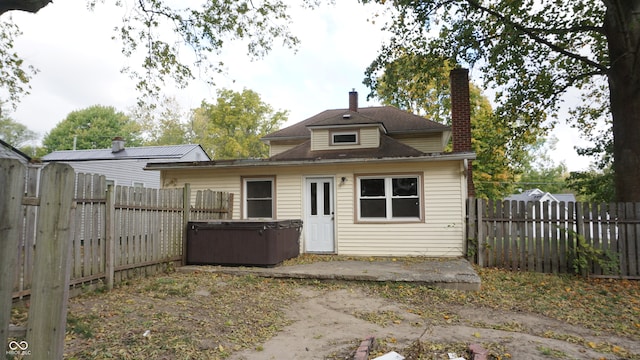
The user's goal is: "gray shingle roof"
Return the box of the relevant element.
[42,144,208,161]
[269,134,427,161]
[263,106,449,141]
[0,139,31,163]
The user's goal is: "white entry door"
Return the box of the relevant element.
[305,177,335,252]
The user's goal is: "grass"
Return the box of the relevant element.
[9,255,640,359]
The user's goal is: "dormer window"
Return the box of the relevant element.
[331,130,359,145]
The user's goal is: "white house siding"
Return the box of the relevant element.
[160,159,467,257]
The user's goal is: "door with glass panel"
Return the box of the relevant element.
[305,177,335,252]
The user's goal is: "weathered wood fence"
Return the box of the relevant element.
[12,164,233,299]
[1,159,232,359]
[467,198,640,278]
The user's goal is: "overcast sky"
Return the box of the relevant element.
[6,1,593,171]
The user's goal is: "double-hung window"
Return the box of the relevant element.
[243,177,274,219]
[357,175,421,221]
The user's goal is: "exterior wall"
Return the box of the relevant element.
[396,134,445,153]
[268,140,306,157]
[161,159,468,257]
[311,127,380,151]
[181,147,210,161]
[310,129,330,151]
[61,159,161,188]
[269,143,296,157]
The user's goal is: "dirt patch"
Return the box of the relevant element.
[231,287,639,360]
[23,269,634,359]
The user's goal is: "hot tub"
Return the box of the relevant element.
[186,220,302,266]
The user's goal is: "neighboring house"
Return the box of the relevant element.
[41,138,210,188]
[0,138,32,165]
[504,188,579,238]
[504,188,576,204]
[146,69,476,257]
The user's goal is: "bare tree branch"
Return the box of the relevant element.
[466,0,609,73]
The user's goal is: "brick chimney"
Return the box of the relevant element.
[111,136,125,153]
[349,89,358,112]
[449,68,475,197]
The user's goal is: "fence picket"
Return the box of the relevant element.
[1,159,27,349]
[467,199,640,278]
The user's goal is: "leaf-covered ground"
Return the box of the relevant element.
[9,256,640,359]
[64,273,299,359]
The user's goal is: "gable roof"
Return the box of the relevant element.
[0,138,31,163]
[42,144,209,162]
[263,106,449,141]
[505,188,576,203]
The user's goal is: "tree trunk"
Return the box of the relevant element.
[0,0,51,15]
[605,0,640,202]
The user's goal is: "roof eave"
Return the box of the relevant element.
[145,152,476,171]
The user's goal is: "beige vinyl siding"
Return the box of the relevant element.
[358,127,380,148]
[269,144,294,157]
[311,127,380,151]
[310,129,330,151]
[396,134,445,153]
[334,161,465,257]
[159,159,467,257]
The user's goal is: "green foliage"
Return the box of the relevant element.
[0,20,38,110]
[0,115,38,147]
[567,167,614,203]
[361,0,640,201]
[366,54,532,199]
[572,235,620,277]
[517,136,571,194]
[132,97,191,146]
[559,228,620,277]
[190,88,287,159]
[91,0,299,104]
[42,105,143,152]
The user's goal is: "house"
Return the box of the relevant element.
[505,188,576,204]
[145,69,476,257]
[41,138,210,188]
[0,138,32,165]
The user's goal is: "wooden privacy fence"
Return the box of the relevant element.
[11,163,233,300]
[467,198,640,278]
[2,159,232,359]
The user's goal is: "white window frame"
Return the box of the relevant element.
[243,177,275,219]
[331,130,359,145]
[356,175,422,222]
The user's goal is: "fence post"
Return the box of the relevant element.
[182,183,191,266]
[105,184,116,290]
[26,163,75,360]
[0,159,27,350]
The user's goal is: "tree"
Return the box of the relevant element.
[132,97,190,146]
[190,88,287,159]
[367,55,531,199]
[0,0,298,109]
[42,105,142,152]
[0,114,37,147]
[362,0,640,202]
[517,137,571,195]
